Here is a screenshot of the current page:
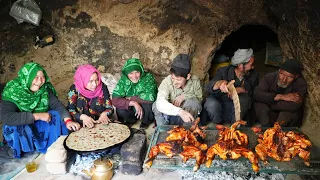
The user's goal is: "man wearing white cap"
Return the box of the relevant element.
[200,48,259,125]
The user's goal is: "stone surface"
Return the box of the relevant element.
[120,133,147,162]
[120,160,143,175]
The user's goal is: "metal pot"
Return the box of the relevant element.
[82,158,113,180]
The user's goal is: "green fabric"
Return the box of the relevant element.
[113,58,157,101]
[123,63,142,76]
[2,62,56,112]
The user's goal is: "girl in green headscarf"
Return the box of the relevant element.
[1,62,80,158]
[112,58,157,129]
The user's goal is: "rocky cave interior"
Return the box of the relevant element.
[0,0,319,146]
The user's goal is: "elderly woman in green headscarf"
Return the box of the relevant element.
[0,62,80,158]
[112,58,157,129]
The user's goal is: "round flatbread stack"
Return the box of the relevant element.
[65,123,130,151]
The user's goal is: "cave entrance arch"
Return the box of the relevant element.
[209,25,280,79]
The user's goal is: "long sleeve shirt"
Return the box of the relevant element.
[156,75,203,116]
[0,90,71,126]
[254,71,307,112]
[67,84,113,122]
[206,65,259,98]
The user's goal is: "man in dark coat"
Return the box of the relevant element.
[201,49,259,125]
[254,59,307,127]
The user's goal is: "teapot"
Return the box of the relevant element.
[82,158,113,180]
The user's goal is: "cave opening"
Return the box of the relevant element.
[209,25,281,80]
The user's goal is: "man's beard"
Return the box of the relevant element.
[277,80,290,88]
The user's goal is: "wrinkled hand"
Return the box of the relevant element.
[66,121,81,131]
[97,111,111,124]
[173,94,185,107]
[277,93,302,103]
[178,109,194,123]
[33,112,51,123]
[213,80,229,93]
[81,114,95,128]
[132,101,143,120]
[235,87,247,94]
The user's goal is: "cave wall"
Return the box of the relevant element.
[265,0,320,145]
[0,0,319,144]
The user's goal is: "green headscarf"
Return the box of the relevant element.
[112,58,157,101]
[2,62,56,112]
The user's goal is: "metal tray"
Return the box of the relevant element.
[146,125,320,175]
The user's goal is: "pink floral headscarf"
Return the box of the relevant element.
[74,64,103,99]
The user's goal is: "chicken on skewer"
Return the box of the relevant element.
[179,145,206,172]
[255,122,312,166]
[207,120,260,172]
[145,140,182,169]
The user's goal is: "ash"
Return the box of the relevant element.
[178,160,284,180]
[178,170,285,180]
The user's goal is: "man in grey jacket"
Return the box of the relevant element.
[201,49,259,125]
[254,59,307,127]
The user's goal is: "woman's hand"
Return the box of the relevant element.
[97,112,111,124]
[129,101,143,120]
[80,114,95,128]
[33,112,51,123]
[66,121,81,131]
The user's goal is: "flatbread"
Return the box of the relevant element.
[227,80,241,121]
[65,123,130,151]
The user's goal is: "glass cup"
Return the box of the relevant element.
[25,160,37,173]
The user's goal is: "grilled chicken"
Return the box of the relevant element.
[166,118,207,150]
[145,141,182,169]
[166,126,188,142]
[206,120,260,172]
[179,145,206,172]
[255,122,312,166]
[146,118,208,169]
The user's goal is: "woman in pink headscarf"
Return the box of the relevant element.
[67,64,113,128]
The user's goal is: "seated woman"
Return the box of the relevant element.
[68,64,113,128]
[112,58,157,129]
[1,62,80,158]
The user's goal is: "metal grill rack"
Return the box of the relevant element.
[145,125,320,175]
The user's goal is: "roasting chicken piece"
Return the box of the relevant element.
[217,120,248,146]
[237,147,260,172]
[285,131,312,148]
[189,117,201,132]
[166,126,188,141]
[206,120,259,172]
[230,120,247,130]
[185,131,208,150]
[285,131,312,165]
[255,122,312,166]
[145,141,182,168]
[179,145,206,172]
[206,141,229,167]
[166,118,207,150]
[206,141,260,172]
